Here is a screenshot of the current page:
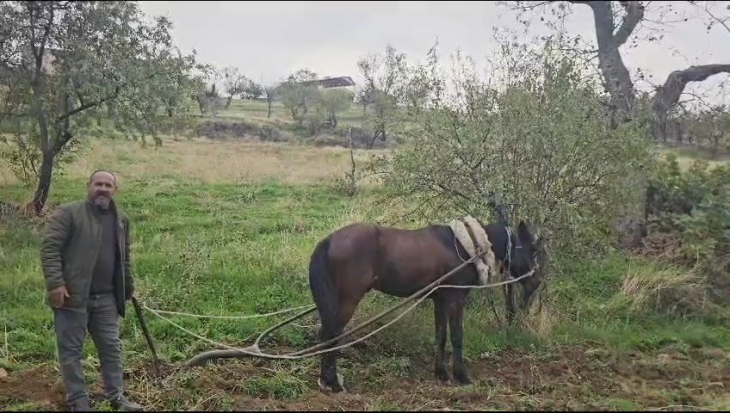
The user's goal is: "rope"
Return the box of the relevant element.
[136,240,539,389]
[142,267,535,363]
[143,304,316,320]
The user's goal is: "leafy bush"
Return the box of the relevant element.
[367,38,654,257]
[646,153,730,265]
[645,153,730,304]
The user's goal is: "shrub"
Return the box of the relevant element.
[646,153,730,265]
[645,153,730,304]
[366,38,654,258]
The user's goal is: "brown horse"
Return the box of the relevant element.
[307,219,541,392]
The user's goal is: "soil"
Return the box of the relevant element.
[2,345,728,411]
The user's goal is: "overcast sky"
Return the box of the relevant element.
[138,1,729,104]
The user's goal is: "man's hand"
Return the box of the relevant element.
[48,286,69,308]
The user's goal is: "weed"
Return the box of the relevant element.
[242,369,309,400]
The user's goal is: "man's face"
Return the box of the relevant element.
[87,172,117,209]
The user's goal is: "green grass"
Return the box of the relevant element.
[2,173,728,363]
[212,98,367,128]
[1,139,729,410]
[0,177,353,366]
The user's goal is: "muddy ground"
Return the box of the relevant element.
[2,344,729,411]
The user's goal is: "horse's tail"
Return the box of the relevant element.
[308,236,338,336]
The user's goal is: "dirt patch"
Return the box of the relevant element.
[2,345,728,411]
[0,365,66,409]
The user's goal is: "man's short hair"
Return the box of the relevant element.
[88,170,118,186]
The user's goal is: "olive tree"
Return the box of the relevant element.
[0,1,203,213]
[368,37,654,255]
[357,45,410,149]
[262,83,278,119]
[277,69,320,125]
[317,88,354,128]
[221,66,247,109]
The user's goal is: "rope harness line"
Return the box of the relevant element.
[148,268,536,385]
[142,304,316,320]
[137,242,538,384]
[145,268,535,360]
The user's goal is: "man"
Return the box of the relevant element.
[41,170,143,412]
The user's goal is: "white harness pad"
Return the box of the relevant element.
[449,216,498,285]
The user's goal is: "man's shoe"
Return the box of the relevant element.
[110,396,144,411]
[67,398,92,412]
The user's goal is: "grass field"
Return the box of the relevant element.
[1,137,730,411]
[215,98,367,128]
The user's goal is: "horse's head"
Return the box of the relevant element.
[509,221,542,312]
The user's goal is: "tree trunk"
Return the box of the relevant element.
[196,94,206,114]
[32,150,55,214]
[368,126,385,149]
[225,95,233,109]
[588,1,638,118]
[267,99,272,118]
[367,130,379,149]
[580,1,645,248]
[575,1,730,248]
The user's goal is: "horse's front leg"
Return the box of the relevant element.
[433,296,449,382]
[448,293,471,385]
[504,283,516,325]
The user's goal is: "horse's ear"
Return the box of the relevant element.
[517,221,532,244]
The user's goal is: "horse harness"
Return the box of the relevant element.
[452,219,527,282]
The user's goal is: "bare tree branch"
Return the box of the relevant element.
[677,90,719,112]
[504,1,553,11]
[652,64,730,116]
[614,1,646,46]
[699,1,730,35]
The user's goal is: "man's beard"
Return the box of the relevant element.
[92,193,111,208]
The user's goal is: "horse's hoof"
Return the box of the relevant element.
[318,377,335,392]
[435,368,450,382]
[456,377,472,386]
[318,373,347,393]
[453,371,472,385]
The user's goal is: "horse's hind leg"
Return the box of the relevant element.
[433,296,449,382]
[318,295,363,393]
[448,293,471,385]
[318,323,343,392]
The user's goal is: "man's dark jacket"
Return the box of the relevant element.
[40,199,135,317]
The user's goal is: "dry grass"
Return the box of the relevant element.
[0,137,387,187]
[656,147,729,170]
[523,304,559,340]
[611,260,712,317]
